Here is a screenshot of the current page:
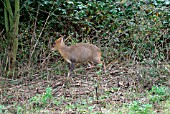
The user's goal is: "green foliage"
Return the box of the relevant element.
[17,106,23,114]
[29,87,53,107]
[0,105,4,113]
[96,69,102,75]
[17,0,169,65]
[149,94,164,103]
[41,87,52,104]
[150,85,169,95]
[0,0,169,76]
[128,101,153,114]
[64,98,99,113]
[0,105,8,114]
[148,85,170,103]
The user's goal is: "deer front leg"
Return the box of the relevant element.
[68,62,75,77]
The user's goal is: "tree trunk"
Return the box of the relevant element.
[4,0,20,77]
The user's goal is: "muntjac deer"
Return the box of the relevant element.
[51,35,103,76]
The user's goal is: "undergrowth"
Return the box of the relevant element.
[0,0,169,113]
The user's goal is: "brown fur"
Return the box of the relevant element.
[51,36,102,76]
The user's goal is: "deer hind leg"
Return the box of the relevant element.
[93,57,106,72]
[87,61,94,68]
[93,56,102,65]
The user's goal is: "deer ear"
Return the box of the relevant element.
[56,38,60,43]
[57,35,65,43]
[61,36,64,43]
[61,35,66,43]
[57,38,61,43]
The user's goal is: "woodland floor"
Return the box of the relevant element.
[0,61,170,113]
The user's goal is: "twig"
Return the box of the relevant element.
[29,2,55,60]
[28,4,40,66]
[95,85,99,102]
[40,53,52,66]
[0,29,4,36]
